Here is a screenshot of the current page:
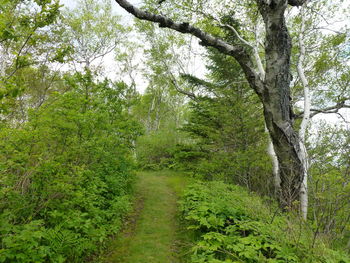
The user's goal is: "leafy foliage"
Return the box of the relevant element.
[180,181,350,263]
[136,129,183,170]
[307,122,350,248]
[0,72,141,262]
[0,0,61,114]
[179,50,272,193]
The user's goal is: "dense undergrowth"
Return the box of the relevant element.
[180,181,350,263]
[0,73,141,262]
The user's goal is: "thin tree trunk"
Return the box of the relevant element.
[297,5,310,220]
[147,96,156,132]
[0,47,8,77]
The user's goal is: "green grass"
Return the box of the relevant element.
[96,170,193,263]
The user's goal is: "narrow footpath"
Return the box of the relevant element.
[99,171,191,263]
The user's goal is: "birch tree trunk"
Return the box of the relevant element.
[257,0,305,208]
[297,5,310,220]
[0,47,8,77]
[147,96,156,132]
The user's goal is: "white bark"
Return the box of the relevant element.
[297,5,310,220]
[268,132,281,190]
[223,19,281,192]
[252,24,265,81]
[0,47,8,77]
[255,49,281,192]
[147,96,156,132]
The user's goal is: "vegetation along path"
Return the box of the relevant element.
[98,171,191,263]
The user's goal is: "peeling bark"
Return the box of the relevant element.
[256,0,304,208]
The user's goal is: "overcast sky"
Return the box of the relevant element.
[59,0,139,17]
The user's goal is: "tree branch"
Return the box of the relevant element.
[310,104,350,118]
[113,0,264,94]
[160,60,198,100]
[114,0,239,54]
[169,75,197,100]
[296,101,350,118]
[184,8,254,49]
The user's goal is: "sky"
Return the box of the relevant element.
[60,0,139,16]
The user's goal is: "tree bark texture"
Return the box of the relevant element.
[114,0,306,208]
[257,0,304,208]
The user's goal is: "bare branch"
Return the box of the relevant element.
[158,56,198,100]
[310,104,350,117]
[296,100,350,118]
[172,5,256,51]
[183,8,254,49]
[222,24,253,48]
[114,0,239,54]
[113,0,264,94]
[161,60,198,100]
[169,75,197,100]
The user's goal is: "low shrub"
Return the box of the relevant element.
[0,75,140,262]
[180,181,350,263]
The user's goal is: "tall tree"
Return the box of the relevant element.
[62,0,127,72]
[113,0,310,209]
[289,0,350,219]
[180,48,271,192]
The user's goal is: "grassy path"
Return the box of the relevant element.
[99,171,191,263]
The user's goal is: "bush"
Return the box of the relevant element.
[135,129,189,170]
[0,74,141,262]
[180,181,350,263]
